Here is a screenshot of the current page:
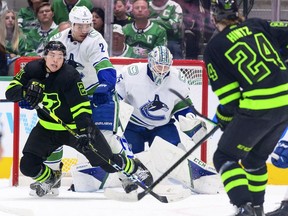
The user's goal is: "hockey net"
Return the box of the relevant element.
[10,57,208,186]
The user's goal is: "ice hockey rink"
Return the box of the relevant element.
[0,179,286,216]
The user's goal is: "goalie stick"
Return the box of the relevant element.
[130,89,220,201]
[36,103,173,203]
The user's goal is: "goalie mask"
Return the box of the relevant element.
[211,0,238,22]
[148,46,173,85]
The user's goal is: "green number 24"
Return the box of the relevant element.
[225,33,286,85]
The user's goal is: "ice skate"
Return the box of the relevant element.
[266,200,288,216]
[120,177,138,193]
[253,205,265,216]
[30,168,62,197]
[29,162,63,197]
[235,203,256,216]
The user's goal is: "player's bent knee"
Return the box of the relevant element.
[241,155,266,170]
[20,153,43,177]
[213,149,236,172]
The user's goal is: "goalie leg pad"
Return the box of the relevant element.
[70,162,121,192]
[149,136,222,194]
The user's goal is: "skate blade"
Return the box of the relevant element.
[29,188,59,197]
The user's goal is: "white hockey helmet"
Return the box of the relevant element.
[69,6,92,24]
[148,46,173,85]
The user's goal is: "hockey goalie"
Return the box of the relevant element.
[70,46,222,196]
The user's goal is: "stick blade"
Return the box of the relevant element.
[105,185,191,203]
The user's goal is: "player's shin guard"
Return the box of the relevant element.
[217,160,252,207]
[245,165,268,207]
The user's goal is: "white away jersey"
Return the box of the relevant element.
[50,28,112,92]
[116,63,190,129]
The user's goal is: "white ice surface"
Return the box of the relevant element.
[0,179,285,216]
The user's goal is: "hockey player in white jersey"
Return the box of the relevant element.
[113,46,221,193]
[27,5,153,196]
[117,46,205,152]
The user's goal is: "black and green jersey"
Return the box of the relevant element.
[5,59,92,130]
[204,18,288,111]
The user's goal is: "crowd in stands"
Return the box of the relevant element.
[0,0,215,76]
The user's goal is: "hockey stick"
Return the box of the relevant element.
[36,103,172,203]
[0,99,10,103]
[132,89,220,201]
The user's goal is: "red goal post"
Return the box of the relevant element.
[11,57,209,186]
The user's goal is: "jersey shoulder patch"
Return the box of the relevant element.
[127,64,140,76]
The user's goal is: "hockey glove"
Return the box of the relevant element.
[179,113,207,143]
[93,83,113,105]
[18,99,33,110]
[23,80,45,109]
[214,105,233,131]
[271,141,288,168]
[76,125,97,153]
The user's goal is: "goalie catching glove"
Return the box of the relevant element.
[179,113,207,143]
[23,79,45,109]
[271,141,288,168]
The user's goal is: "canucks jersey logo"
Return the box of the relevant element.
[140,95,168,121]
[66,53,85,78]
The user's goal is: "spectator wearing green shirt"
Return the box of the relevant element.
[123,0,167,58]
[18,0,49,34]
[26,2,58,56]
[112,24,135,58]
[52,0,93,25]
[149,0,183,59]
[0,10,33,75]
[0,10,30,57]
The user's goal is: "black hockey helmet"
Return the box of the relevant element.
[44,41,66,57]
[211,0,239,21]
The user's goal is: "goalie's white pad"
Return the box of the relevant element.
[70,162,120,192]
[102,130,134,158]
[149,136,222,194]
[116,100,134,137]
[179,113,207,143]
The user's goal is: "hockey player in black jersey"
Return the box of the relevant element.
[204,1,288,216]
[5,41,152,197]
